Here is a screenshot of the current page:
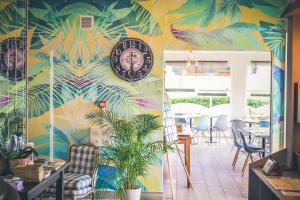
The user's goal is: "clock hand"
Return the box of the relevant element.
[129,52,134,78]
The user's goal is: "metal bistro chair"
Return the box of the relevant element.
[239,130,266,176]
[192,115,210,143]
[47,144,100,200]
[212,115,228,143]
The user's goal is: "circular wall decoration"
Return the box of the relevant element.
[0,38,25,81]
[110,38,153,82]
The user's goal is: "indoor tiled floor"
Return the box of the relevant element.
[163,137,248,200]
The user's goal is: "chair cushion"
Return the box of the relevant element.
[50,173,92,190]
[47,186,92,196]
[67,145,98,176]
[64,173,92,190]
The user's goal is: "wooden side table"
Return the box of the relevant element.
[177,134,191,188]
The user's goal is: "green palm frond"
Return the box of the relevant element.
[86,109,119,138]
[87,83,141,120]
[0,78,26,114]
[259,20,286,62]
[27,82,75,118]
[132,114,160,138]
[94,18,127,40]
[126,0,162,36]
[0,0,16,33]
[54,3,105,18]
[0,108,24,145]
[86,110,162,197]
[168,0,216,28]
[79,59,142,119]
[218,0,241,20]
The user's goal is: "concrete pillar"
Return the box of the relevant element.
[229,59,249,120]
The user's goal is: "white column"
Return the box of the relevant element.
[229,59,249,120]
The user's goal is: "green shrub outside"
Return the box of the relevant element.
[212,96,230,106]
[170,96,269,108]
[171,97,210,107]
[247,98,269,108]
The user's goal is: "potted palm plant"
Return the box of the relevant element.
[0,109,24,175]
[0,109,38,175]
[86,110,163,200]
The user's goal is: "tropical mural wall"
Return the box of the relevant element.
[0,0,286,192]
[0,0,26,136]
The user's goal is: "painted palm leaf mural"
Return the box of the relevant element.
[0,0,26,121]
[259,20,286,62]
[1,0,287,192]
[26,0,162,191]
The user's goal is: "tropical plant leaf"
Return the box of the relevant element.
[54,3,105,18]
[238,0,276,8]
[27,82,75,118]
[226,22,258,30]
[87,110,161,197]
[171,22,261,50]
[218,0,241,20]
[168,0,216,28]
[29,7,51,20]
[0,0,16,33]
[259,20,286,62]
[121,0,162,36]
[31,124,70,159]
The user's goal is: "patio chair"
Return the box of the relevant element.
[231,128,243,170]
[191,115,210,142]
[174,113,188,125]
[259,120,270,128]
[231,128,261,170]
[231,119,246,130]
[47,143,100,200]
[212,115,228,143]
[231,119,253,143]
[239,130,267,176]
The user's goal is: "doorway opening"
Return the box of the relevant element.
[163,50,272,200]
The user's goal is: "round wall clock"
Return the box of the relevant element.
[0,38,25,81]
[110,38,153,82]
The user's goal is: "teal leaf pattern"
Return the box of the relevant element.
[259,20,286,62]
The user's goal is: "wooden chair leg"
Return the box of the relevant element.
[231,145,234,151]
[249,154,254,163]
[232,148,238,167]
[232,148,240,170]
[175,143,194,189]
[166,152,176,200]
[242,154,250,176]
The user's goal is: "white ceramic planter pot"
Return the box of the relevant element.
[125,187,141,200]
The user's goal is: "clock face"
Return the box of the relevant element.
[0,38,25,81]
[110,38,153,82]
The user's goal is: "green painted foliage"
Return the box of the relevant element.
[259,20,286,62]
[179,22,261,50]
[169,0,216,28]
[86,110,163,198]
[218,0,241,20]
